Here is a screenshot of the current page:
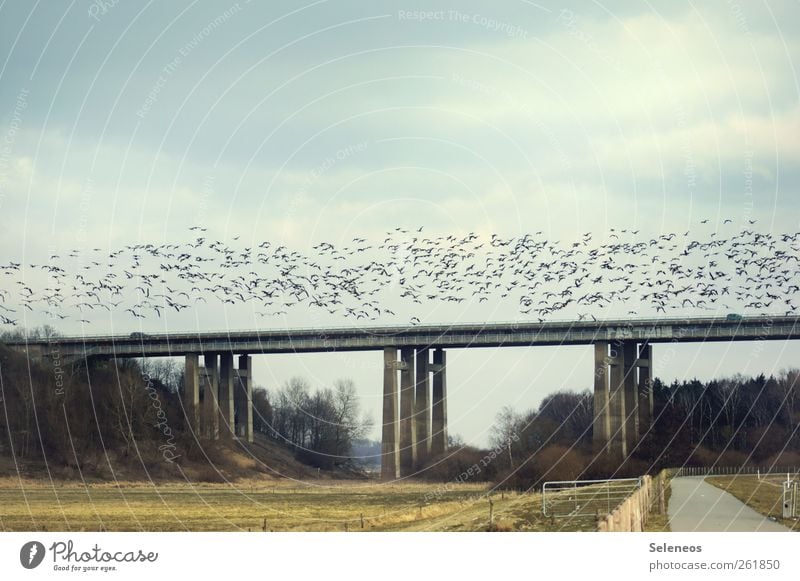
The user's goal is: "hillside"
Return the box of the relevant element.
[0,343,363,483]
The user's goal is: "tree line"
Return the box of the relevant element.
[431,369,799,488]
[643,370,799,465]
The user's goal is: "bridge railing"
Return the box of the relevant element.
[5,314,797,344]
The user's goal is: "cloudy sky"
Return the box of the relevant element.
[1,0,799,445]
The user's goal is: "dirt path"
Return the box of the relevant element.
[668,476,790,532]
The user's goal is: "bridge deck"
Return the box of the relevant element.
[5,316,798,358]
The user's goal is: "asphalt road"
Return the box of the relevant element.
[668,476,789,532]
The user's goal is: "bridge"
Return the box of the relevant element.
[6,315,799,480]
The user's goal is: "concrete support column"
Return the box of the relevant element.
[183,354,200,434]
[234,371,245,438]
[203,354,220,440]
[592,342,610,453]
[415,348,430,468]
[219,353,236,439]
[637,344,652,434]
[399,347,416,475]
[238,355,253,443]
[431,348,448,456]
[608,344,627,458]
[623,341,639,454]
[381,347,400,480]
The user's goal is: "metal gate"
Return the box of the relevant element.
[783,480,798,518]
[542,477,642,518]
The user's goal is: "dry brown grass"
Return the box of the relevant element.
[0,478,605,532]
[706,475,800,531]
[385,489,600,532]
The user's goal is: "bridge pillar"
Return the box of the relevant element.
[219,353,236,439]
[592,342,610,453]
[381,347,400,480]
[415,348,431,468]
[431,348,448,456]
[637,344,652,435]
[234,370,245,438]
[598,341,649,459]
[623,341,639,454]
[608,344,627,458]
[203,354,220,440]
[399,347,417,476]
[238,355,253,443]
[183,354,200,435]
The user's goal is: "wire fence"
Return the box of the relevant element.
[542,477,643,518]
[674,466,799,478]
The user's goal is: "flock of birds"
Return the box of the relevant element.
[1,221,799,330]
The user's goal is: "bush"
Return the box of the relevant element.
[419,446,493,482]
[533,445,586,482]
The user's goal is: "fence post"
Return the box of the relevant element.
[641,483,647,528]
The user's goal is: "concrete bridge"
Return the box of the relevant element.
[6,315,798,479]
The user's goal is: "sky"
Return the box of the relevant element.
[1,0,799,446]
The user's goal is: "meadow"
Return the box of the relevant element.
[0,478,599,532]
[706,474,800,531]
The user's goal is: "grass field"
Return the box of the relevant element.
[706,475,800,531]
[0,478,601,532]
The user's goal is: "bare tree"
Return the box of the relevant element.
[490,406,520,468]
[266,377,373,468]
